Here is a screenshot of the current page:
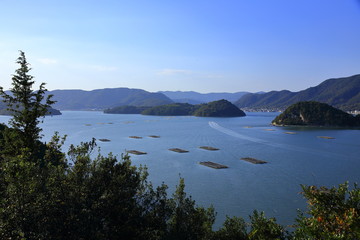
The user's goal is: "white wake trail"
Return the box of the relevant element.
[208,121,344,158]
[208,121,270,145]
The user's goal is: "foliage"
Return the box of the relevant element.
[193,99,246,117]
[213,216,248,240]
[294,182,360,239]
[0,51,55,159]
[104,105,150,114]
[272,101,360,127]
[248,210,288,240]
[141,103,198,116]
[125,100,246,117]
[166,178,215,240]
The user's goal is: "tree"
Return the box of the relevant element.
[0,50,55,159]
[165,178,216,240]
[213,216,248,240]
[248,210,287,240]
[294,182,360,239]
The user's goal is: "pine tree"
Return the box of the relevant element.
[0,50,55,158]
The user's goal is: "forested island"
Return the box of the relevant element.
[103,105,150,114]
[105,99,246,117]
[272,101,360,127]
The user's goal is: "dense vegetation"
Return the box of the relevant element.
[107,100,246,117]
[45,88,173,110]
[0,52,359,239]
[235,74,360,111]
[104,105,151,114]
[141,103,199,116]
[193,99,246,117]
[272,101,360,127]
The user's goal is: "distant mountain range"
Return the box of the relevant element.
[159,91,250,104]
[1,74,358,112]
[46,88,173,110]
[235,74,360,111]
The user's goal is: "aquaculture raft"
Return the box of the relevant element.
[129,136,142,139]
[199,161,228,169]
[148,135,160,138]
[127,150,147,155]
[318,136,335,139]
[240,157,267,164]
[98,138,111,142]
[199,146,219,151]
[169,148,189,153]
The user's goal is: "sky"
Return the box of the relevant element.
[0,0,359,93]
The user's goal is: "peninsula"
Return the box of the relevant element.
[272,101,360,127]
[105,99,246,117]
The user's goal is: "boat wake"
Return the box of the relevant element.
[208,121,273,145]
[208,121,344,158]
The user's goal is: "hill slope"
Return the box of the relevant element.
[193,99,246,117]
[235,75,360,111]
[142,100,246,117]
[272,101,360,127]
[47,88,173,110]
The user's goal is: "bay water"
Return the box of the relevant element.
[1,111,359,227]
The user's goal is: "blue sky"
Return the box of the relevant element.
[1,0,359,93]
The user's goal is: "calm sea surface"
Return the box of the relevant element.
[1,111,359,227]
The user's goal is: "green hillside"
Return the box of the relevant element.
[193,99,246,117]
[106,100,246,117]
[140,103,198,116]
[104,105,150,114]
[235,74,360,111]
[272,101,360,127]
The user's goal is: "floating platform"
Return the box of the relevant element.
[199,161,228,169]
[129,136,142,139]
[199,146,219,151]
[148,135,160,138]
[98,138,111,142]
[127,150,147,155]
[240,157,267,164]
[169,148,189,153]
[284,132,297,134]
[318,136,335,139]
